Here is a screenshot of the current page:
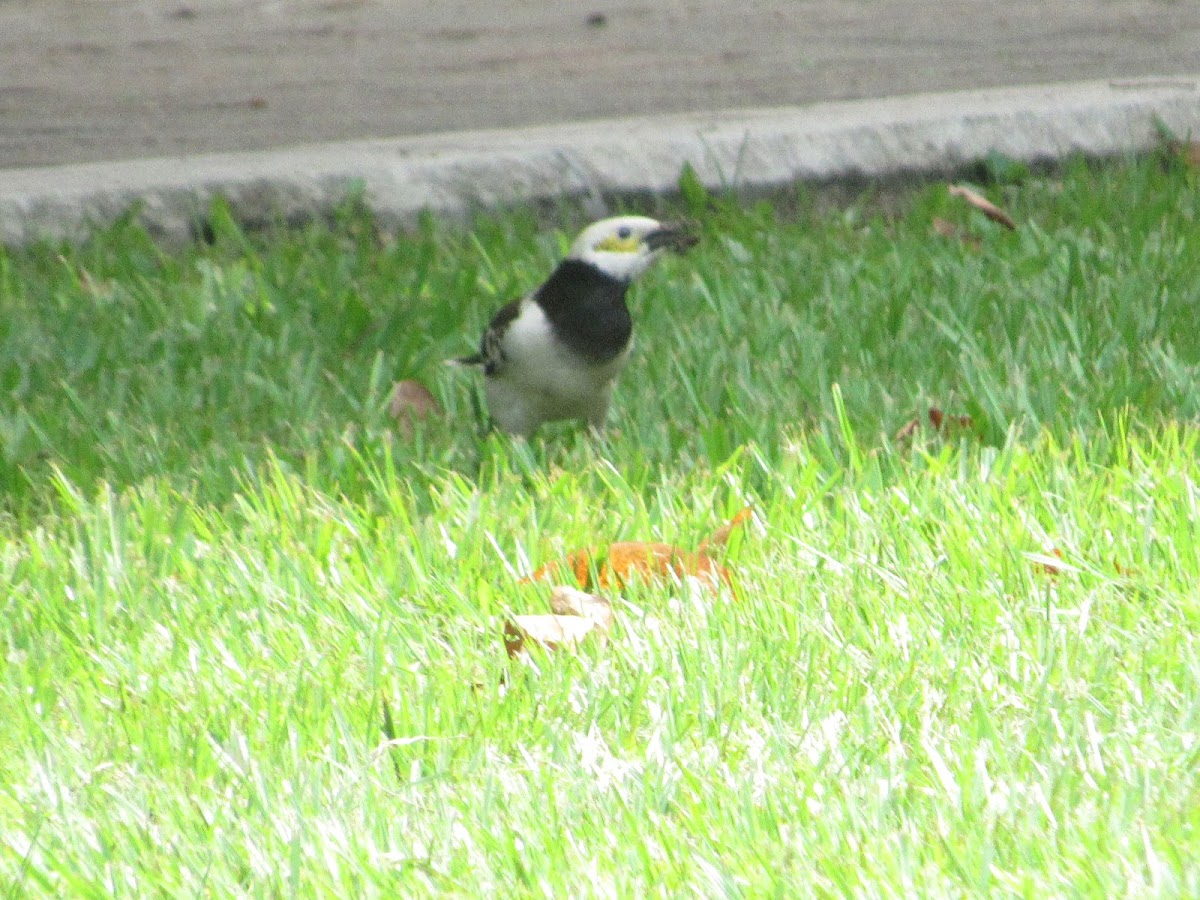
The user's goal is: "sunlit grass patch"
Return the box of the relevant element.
[2,156,1200,894]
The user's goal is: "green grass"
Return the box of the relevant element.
[2,155,1200,895]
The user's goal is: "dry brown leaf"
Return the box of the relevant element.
[894,416,921,443]
[1029,548,1069,576]
[503,614,602,658]
[948,184,1017,230]
[78,269,116,298]
[57,254,115,298]
[896,408,973,444]
[931,217,957,239]
[928,407,973,431]
[389,379,442,436]
[1112,559,1140,577]
[525,509,750,598]
[699,506,753,552]
[1165,139,1200,169]
[931,216,983,250]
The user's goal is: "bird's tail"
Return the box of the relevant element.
[447,352,484,367]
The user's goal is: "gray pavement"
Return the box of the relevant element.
[1,2,1199,243]
[3,0,1198,170]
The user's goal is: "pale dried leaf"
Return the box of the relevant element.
[504,614,601,658]
[948,184,1017,230]
[548,585,614,633]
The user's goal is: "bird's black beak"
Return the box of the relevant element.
[645,223,698,253]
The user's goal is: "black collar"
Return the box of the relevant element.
[535,259,633,364]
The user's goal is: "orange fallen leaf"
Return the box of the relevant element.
[1112,559,1140,577]
[533,542,733,593]
[948,184,1017,230]
[389,379,442,436]
[527,508,751,597]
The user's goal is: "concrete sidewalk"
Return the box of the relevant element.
[3,78,1198,245]
[1,2,1198,243]
[3,0,1198,171]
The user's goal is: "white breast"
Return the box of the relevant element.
[487,299,631,434]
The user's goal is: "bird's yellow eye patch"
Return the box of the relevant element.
[594,234,641,254]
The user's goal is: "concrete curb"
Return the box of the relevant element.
[1,78,1197,245]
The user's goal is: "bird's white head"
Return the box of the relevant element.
[567,215,697,282]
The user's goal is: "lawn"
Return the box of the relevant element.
[2,154,1199,895]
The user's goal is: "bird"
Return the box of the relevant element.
[452,215,696,436]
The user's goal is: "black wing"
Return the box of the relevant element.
[456,299,522,375]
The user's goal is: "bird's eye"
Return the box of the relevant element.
[617,226,632,239]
